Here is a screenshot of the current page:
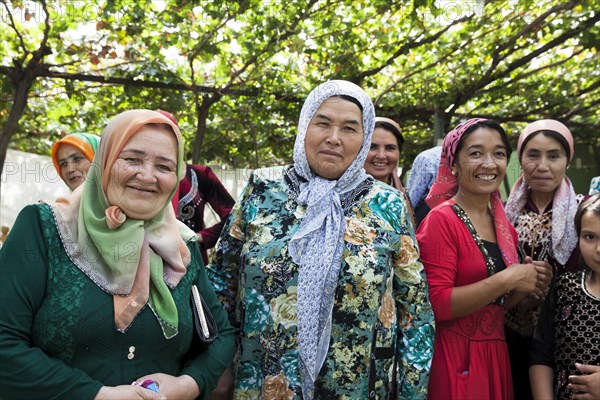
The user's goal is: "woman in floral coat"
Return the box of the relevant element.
[208,80,435,399]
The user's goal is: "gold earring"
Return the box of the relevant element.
[451,170,457,176]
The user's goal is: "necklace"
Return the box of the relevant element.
[451,203,506,306]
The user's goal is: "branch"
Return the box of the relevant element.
[449,10,600,114]
[18,69,304,103]
[468,1,574,94]
[467,84,600,122]
[1,0,28,64]
[186,4,240,92]
[491,0,578,61]
[32,0,51,62]
[0,65,13,76]
[564,120,600,130]
[47,59,145,72]
[26,82,100,100]
[43,70,237,93]
[223,0,319,88]
[373,44,465,106]
[187,1,245,63]
[370,12,510,106]
[576,78,600,97]
[448,1,578,111]
[502,13,599,81]
[481,48,585,93]
[353,15,472,82]
[561,98,600,119]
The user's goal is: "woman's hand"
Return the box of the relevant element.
[94,385,162,400]
[510,258,552,295]
[569,363,600,400]
[508,261,539,293]
[511,256,553,309]
[526,257,553,293]
[503,261,547,309]
[134,373,201,400]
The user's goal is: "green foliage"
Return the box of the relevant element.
[1,0,598,171]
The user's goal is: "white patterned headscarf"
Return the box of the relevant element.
[289,80,375,399]
[505,119,578,265]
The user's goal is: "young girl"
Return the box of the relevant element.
[529,193,600,399]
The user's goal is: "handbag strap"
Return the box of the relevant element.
[192,285,210,337]
[367,325,396,399]
[451,203,506,306]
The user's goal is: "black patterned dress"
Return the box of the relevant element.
[530,271,600,399]
[505,199,583,399]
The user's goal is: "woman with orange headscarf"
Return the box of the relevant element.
[417,118,551,399]
[51,132,100,190]
[0,110,234,400]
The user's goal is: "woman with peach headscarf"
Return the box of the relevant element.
[51,132,100,190]
[417,118,551,399]
[0,110,234,400]
[504,119,585,400]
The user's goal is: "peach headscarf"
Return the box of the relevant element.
[52,110,194,338]
[517,119,574,161]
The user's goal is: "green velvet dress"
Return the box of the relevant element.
[0,204,235,400]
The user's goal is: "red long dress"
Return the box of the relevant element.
[417,201,517,400]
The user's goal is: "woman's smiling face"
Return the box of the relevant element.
[364,127,400,183]
[453,127,508,196]
[106,125,179,220]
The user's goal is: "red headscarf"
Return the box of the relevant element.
[425,118,518,266]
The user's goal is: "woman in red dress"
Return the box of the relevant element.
[417,118,552,399]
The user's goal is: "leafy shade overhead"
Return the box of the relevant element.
[1,0,599,179]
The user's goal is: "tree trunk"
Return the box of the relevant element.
[593,141,600,176]
[433,108,449,147]
[0,75,36,188]
[191,94,221,164]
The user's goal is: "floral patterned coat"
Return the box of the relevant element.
[208,166,435,399]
